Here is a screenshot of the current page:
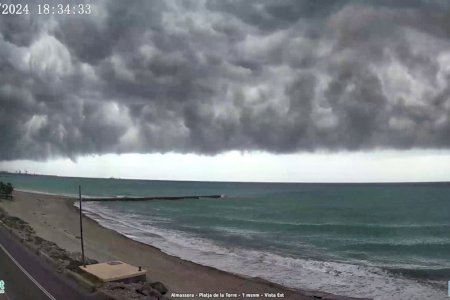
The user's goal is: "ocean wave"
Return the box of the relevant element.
[338,242,450,259]
[16,188,78,198]
[17,188,111,199]
[78,202,447,300]
[219,216,450,229]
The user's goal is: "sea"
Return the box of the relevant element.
[1,173,449,299]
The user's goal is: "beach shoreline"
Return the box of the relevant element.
[0,191,357,300]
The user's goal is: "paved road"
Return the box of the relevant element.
[0,225,97,300]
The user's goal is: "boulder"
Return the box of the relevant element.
[136,286,162,298]
[148,282,168,295]
[68,252,99,265]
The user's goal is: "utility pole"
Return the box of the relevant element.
[79,185,86,267]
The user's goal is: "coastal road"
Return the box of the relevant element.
[0,225,97,300]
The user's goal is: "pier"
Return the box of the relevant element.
[83,194,223,202]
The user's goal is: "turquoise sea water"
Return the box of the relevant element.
[1,173,449,299]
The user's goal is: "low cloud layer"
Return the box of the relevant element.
[1,0,450,160]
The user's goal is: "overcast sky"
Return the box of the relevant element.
[1,0,450,182]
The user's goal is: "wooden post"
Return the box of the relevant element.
[79,185,86,267]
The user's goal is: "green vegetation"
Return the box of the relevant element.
[0,181,13,199]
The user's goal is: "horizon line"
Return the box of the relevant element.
[2,171,450,185]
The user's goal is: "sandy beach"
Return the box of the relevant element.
[0,191,355,300]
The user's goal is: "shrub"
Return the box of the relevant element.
[0,181,13,198]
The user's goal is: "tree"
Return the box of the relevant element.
[5,183,13,195]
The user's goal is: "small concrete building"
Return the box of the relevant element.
[80,261,146,283]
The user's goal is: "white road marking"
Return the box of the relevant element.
[0,243,56,300]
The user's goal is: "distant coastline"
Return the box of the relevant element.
[2,171,450,186]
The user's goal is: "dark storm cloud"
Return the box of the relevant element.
[1,0,450,160]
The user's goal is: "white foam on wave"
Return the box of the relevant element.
[18,188,103,199]
[17,188,77,198]
[79,202,447,300]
